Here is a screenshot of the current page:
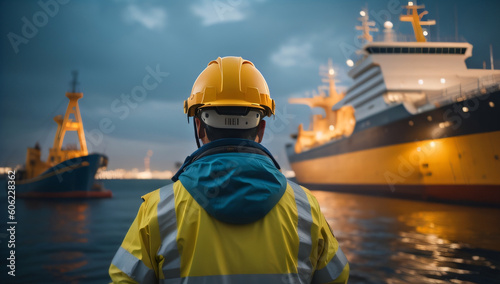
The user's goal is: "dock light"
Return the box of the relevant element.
[418,79,424,85]
[440,78,446,84]
[346,59,354,67]
[329,68,335,75]
[408,1,414,6]
[329,125,335,131]
[430,141,436,147]
[462,106,469,113]
[423,30,428,36]
[360,11,366,17]
[384,21,393,29]
[489,101,495,107]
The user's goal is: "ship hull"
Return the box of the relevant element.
[287,91,500,205]
[16,154,112,198]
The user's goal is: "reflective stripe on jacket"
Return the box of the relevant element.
[110,139,348,283]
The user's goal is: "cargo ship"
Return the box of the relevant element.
[286,3,500,205]
[16,73,112,198]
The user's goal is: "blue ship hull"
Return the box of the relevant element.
[16,154,111,198]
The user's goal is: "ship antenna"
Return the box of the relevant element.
[491,44,495,70]
[356,8,378,43]
[320,58,339,98]
[70,70,79,93]
[454,4,458,42]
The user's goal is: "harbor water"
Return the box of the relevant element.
[1,179,499,283]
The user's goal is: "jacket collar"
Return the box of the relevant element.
[172,138,280,182]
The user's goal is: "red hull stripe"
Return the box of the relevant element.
[17,190,112,198]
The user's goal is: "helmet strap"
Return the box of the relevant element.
[193,119,201,148]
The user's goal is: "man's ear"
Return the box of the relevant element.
[194,117,206,139]
[256,120,266,143]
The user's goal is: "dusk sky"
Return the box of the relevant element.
[1,0,500,173]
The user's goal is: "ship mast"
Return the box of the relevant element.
[289,60,356,153]
[400,2,436,42]
[48,71,88,165]
[356,9,378,43]
[289,59,343,115]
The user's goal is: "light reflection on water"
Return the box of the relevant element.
[22,201,91,283]
[0,179,166,284]
[2,180,499,283]
[313,190,500,283]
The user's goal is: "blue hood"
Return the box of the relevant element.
[173,139,287,224]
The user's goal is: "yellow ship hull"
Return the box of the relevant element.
[291,130,500,204]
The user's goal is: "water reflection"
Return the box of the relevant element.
[22,200,90,283]
[44,251,88,283]
[312,191,500,284]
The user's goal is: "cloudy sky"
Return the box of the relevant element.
[1,0,499,172]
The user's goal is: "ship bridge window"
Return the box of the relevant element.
[367,46,467,55]
[449,48,466,54]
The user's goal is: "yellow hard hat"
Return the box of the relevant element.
[184,56,275,117]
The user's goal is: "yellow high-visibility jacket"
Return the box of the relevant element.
[110,139,349,283]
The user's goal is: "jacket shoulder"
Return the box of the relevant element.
[287,180,321,209]
[141,181,178,203]
[141,189,160,203]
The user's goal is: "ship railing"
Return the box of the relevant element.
[425,74,500,107]
[373,33,468,43]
